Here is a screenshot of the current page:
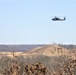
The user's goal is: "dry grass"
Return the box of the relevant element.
[0,45,76,75]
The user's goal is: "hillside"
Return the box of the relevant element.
[24,44,73,58]
[0,44,76,52]
[0,44,75,59]
[0,44,76,75]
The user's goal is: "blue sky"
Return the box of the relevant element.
[0,0,76,44]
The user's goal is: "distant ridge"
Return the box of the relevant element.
[0,44,75,59]
[0,44,76,52]
[0,45,46,52]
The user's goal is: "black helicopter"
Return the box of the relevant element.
[52,16,66,21]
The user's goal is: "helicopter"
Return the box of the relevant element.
[52,16,66,21]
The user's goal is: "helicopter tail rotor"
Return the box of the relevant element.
[64,17,66,20]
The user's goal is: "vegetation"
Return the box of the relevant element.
[0,45,76,75]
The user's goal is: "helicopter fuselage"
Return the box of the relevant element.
[52,17,66,21]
